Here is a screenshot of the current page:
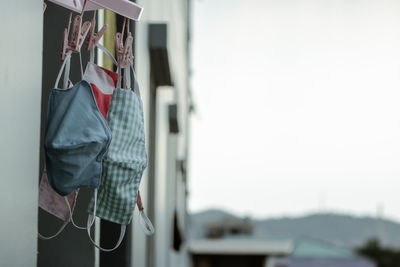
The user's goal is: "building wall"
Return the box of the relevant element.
[133,0,191,266]
[0,1,42,267]
[0,0,190,266]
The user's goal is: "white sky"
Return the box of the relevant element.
[188,0,400,221]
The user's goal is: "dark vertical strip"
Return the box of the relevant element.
[38,3,95,267]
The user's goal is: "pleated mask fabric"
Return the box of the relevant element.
[44,53,112,196]
[88,71,147,225]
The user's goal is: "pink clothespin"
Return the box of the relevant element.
[86,11,108,51]
[115,18,134,68]
[43,2,47,13]
[61,12,92,61]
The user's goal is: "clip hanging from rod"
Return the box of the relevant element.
[61,12,92,61]
[115,18,133,68]
[86,10,108,51]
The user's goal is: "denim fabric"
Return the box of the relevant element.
[44,80,112,196]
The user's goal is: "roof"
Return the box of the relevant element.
[268,258,376,267]
[189,239,294,256]
[291,239,354,259]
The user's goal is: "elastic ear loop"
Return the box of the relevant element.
[122,63,140,93]
[139,211,155,236]
[64,195,88,230]
[38,221,69,240]
[64,189,98,230]
[86,189,127,252]
[117,64,122,89]
[54,52,72,89]
[92,43,118,66]
[136,192,155,235]
[79,52,84,78]
[130,64,140,95]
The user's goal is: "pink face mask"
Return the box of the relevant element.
[38,168,79,239]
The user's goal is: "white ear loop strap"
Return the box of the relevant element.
[79,52,84,78]
[64,196,86,230]
[139,210,155,236]
[123,67,129,89]
[38,221,69,240]
[130,64,140,95]
[86,189,126,252]
[121,64,140,94]
[64,189,97,230]
[54,52,72,89]
[117,65,122,89]
[136,192,155,235]
[94,43,118,66]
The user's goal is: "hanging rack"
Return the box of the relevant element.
[46,0,143,21]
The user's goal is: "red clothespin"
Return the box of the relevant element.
[61,12,91,61]
[86,11,108,51]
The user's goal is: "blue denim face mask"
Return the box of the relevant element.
[44,53,112,196]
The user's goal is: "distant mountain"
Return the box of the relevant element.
[189,210,400,249]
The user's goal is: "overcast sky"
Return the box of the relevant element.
[188,0,400,221]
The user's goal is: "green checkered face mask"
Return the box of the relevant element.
[87,65,153,251]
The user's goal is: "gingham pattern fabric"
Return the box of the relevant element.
[88,88,147,225]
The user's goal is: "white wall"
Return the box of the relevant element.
[0,1,42,267]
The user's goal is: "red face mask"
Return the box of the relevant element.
[83,61,118,118]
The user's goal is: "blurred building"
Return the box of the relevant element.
[190,238,376,267]
[266,239,377,267]
[0,0,192,267]
[190,238,293,267]
[205,217,253,238]
[190,217,376,267]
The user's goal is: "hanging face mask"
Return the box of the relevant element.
[38,168,79,239]
[38,52,81,239]
[44,52,112,196]
[83,44,119,119]
[83,43,153,244]
[87,63,150,251]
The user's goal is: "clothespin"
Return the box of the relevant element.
[43,2,47,13]
[61,12,91,61]
[86,11,108,51]
[115,18,134,68]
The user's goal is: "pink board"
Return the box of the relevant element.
[47,0,103,13]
